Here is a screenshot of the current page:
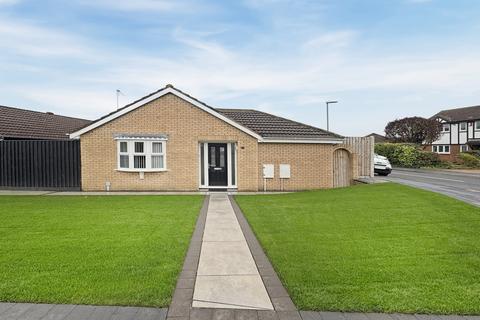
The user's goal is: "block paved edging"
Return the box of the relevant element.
[229,195,301,320]
[167,193,302,320]
[0,302,167,320]
[167,195,210,319]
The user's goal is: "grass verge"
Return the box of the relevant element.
[0,195,203,307]
[236,183,480,314]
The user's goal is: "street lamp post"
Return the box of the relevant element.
[325,100,338,131]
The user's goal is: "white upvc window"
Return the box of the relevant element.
[116,136,167,172]
[432,145,450,154]
[475,121,480,131]
[460,122,467,131]
[441,124,450,132]
[460,145,469,153]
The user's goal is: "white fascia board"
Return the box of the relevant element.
[69,87,262,140]
[260,138,344,144]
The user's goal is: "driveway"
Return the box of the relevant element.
[377,167,480,206]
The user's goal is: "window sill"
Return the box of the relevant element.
[116,169,168,173]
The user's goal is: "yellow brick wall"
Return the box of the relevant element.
[80,93,259,191]
[258,143,335,191]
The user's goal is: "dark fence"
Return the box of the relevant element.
[0,140,81,190]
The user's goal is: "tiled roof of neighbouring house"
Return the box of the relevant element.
[215,108,343,140]
[0,105,92,140]
[366,133,389,143]
[432,105,480,122]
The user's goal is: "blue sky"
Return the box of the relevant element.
[1,0,480,136]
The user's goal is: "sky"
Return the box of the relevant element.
[1,0,480,136]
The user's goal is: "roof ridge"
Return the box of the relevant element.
[88,84,218,125]
[215,108,258,112]
[0,105,91,122]
[437,104,480,113]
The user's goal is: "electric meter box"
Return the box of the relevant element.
[279,164,291,178]
[263,164,274,178]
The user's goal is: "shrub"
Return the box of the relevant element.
[375,143,440,168]
[392,144,419,168]
[417,151,441,167]
[457,153,480,168]
[466,150,480,158]
[374,143,399,163]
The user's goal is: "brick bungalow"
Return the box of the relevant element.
[70,85,355,192]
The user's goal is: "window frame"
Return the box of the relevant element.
[460,145,469,153]
[441,124,450,132]
[119,141,129,169]
[459,122,467,132]
[116,139,167,172]
[432,145,450,154]
[475,121,480,131]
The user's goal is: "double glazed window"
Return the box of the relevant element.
[459,122,467,131]
[441,124,450,132]
[460,145,469,153]
[117,140,166,171]
[432,145,450,154]
[476,121,480,131]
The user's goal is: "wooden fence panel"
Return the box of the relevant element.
[0,140,81,190]
[343,136,374,177]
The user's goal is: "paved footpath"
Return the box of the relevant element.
[0,303,167,320]
[192,193,273,309]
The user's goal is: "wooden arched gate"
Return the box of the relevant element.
[333,148,352,188]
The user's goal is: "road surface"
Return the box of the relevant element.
[378,168,480,206]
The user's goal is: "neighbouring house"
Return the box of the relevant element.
[0,105,91,140]
[70,85,359,192]
[366,133,389,144]
[424,105,480,161]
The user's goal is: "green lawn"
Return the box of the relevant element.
[236,183,480,314]
[0,195,203,307]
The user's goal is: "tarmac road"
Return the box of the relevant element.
[378,167,480,207]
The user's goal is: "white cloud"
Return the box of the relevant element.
[0,17,96,59]
[2,10,480,136]
[0,0,20,5]
[77,0,195,12]
[303,30,357,50]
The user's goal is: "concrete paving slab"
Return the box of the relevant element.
[193,193,273,311]
[41,304,76,320]
[0,303,35,319]
[65,305,95,320]
[202,223,245,242]
[19,303,54,320]
[0,303,15,315]
[0,190,53,195]
[198,241,258,276]
[88,306,118,320]
[193,275,273,310]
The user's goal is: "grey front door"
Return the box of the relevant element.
[208,143,228,186]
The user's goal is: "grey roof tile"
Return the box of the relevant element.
[215,108,342,140]
[432,105,480,122]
